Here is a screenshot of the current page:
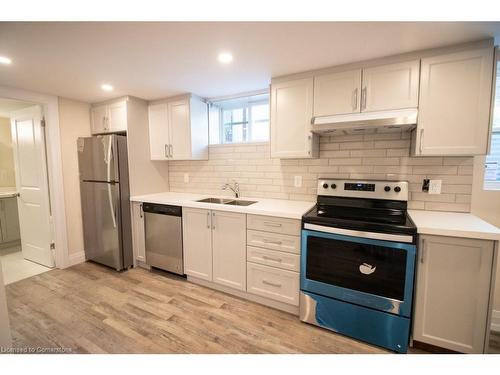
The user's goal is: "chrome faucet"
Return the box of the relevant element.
[221,181,240,198]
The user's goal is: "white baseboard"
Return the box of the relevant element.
[492,310,500,332]
[66,251,85,268]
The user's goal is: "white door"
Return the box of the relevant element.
[313,69,362,116]
[148,103,169,160]
[107,101,127,132]
[168,99,192,160]
[183,208,213,281]
[413,235,494,353]
[270,77,315,158]
[10,106,55,267]
[212,210,246,291]
[362,60,420,112]
[415,48,494,156]
[90,104,108,134]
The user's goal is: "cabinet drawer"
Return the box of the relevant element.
[247,262,299,305]
[247,229,300,254]
[247,214,300,236]
[247,246,300,272]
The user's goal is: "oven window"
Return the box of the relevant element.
[306,235,407,301]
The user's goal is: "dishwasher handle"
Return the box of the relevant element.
[142,203,182,217]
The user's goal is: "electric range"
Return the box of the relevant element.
[300,179,417,353]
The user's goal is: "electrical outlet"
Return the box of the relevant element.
[294,175,302,188]
[183,173,189,183]
[428,179,442,195]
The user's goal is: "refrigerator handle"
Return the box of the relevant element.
[107,183,117,229]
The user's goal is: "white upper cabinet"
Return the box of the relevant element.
[362,60,420,112]
[270,77,318,159]
[90,104,108,134]
[414,47,494,156]
[106,100,127,133]
[148,103,169,160]
[313,69,362,116]
[148,95,208,161]
[90,99,127,134]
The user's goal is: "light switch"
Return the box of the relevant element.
[294,175,302,188]
[184,173,189,183]
[428,179,442,195]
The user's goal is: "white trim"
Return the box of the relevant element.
[304,223,414,243]
[0,85,69,269]
[491,310,500,332]
[66,251,86,268]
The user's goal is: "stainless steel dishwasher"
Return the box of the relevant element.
[143,202,184,275]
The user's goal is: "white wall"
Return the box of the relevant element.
[57,97,91,262]
[170,131,474,212]
[0,117,15,187]
[471,155,500,313]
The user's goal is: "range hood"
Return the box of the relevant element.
[311,108,418,135]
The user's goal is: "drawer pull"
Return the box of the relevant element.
[262,255,282,263]
[262,239,282,245]
[263,222,282,227]
[262,279,282,288]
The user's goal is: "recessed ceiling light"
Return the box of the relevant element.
[101,84,114,92]
[0,56,12,65]
[217,52,233,64]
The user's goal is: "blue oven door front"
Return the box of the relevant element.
[301,226,416,318]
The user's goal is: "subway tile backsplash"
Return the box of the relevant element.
[168,131,473,212]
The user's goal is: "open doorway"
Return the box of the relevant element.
[0,97,53,284]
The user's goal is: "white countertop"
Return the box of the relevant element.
[131,191,315,220]
[408,210,500,241]
[0,187,17,199]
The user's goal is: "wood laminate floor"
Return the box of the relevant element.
[5,261,496,354]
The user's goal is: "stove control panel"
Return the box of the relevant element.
[317,179,409,201]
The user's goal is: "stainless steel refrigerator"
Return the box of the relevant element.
[77,134,133,271]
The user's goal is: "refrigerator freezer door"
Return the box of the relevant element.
[78,135,119,182]
[80,181,123,270]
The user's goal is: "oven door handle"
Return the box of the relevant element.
[303,223,414,243]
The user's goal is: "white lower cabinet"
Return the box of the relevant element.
[0,197,20,245]
[211,210,246,291]
[183,208,246,291]
[413,234,495,353]
[131,202,146,264]
[247,246,300,272]
[182,208,213,281]
[247,263,300,305]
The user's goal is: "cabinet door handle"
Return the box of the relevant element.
[420,238,425,264]
[419,129,424,154]
[212,212,215,230]
[263,239,283,245]
[263,222,282,228]
[262,255,283,263]
[361,87,367,111]
[206,211,210,229]
[139,203,143,218]
[262,279,282,288]
[169,144,173,158]
[352,88,358,110]
[164,144,168,158]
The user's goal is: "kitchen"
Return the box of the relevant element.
[1,18,500,370]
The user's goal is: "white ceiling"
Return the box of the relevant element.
[0,22,499,103]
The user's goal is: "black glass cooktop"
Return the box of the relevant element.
[303,196,417,236]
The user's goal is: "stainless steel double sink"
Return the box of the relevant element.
[195,197,257,206]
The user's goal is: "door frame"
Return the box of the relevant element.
[0,85,69,269]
